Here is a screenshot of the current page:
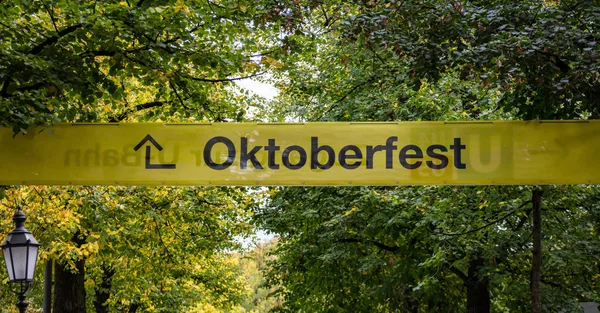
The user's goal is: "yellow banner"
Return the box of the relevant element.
[0,121,598,185]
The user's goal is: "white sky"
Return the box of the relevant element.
[235,79,279,100]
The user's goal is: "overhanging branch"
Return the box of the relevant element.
[448,265,468,282]
[0,77,10,97]
[29,24,83,55]
[109,101,165,122]
[185,71,266,83]
[319,75,378,120]
[169,80,189,110]
[440,200,533,237]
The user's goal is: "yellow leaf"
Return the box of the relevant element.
[261,56,283,69]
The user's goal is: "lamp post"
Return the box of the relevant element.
[2,207,40,313]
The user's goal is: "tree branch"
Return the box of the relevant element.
[540,278,562,288]
[118,81,132,110]
[0,77,11,97]
[185,71,266,83]
[29,24,83,55]
[109,101,165,122]
[84,50,117,57]
[320,3,331,27]
[371,240,400,253]
[152,216,175,263]
[441,200,533,237]
[169,80,189,110]
[319,75,378,120]
[513,206,533,230]
[535,50,572,74]
[448,265,468,282]
[367,44,389,66]
[338,75,379,104]
[335,83,363,104]
[15,82,49,92]
[122,53,149,67]
[206,0,247,22]
[40,0,59,33]
[248,51,275,58]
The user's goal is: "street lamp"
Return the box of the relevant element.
[2,207,40,313]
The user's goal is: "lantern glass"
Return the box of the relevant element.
[2,245,15,281]
[2,244,38,282]
[26,244,38,280]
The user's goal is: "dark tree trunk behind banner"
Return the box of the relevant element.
[53,233,87,313]
[43,260,52,313]
[466,257,491,313]
[94,265,116,313]
[53,258,86,313]
[531,190,543,313]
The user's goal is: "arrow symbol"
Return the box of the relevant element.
[133,134,176,169]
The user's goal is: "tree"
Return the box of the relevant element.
[0,185,257,312]
[2,0,599,312]
[253,1,600,312]
[263,0,599,122]
[0,1,290,311]
[256,185,600,312]
[0,0,284,132]
[235,239,282,313]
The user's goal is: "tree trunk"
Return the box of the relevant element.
[53,258,86,313]
[53,232,87,313]
[93,265,115,313]
[531,190,543,313]
[43,260,53,313]
[466,258,490,313]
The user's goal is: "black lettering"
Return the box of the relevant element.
[282,145,307,170]
[241,137,263,169]
[385,136,398,169]
[145,146,176,169]
[399,145,423,169]
[204,136,236,170]
[311,137,335,169]
[339,145,362,169]
[426,145,448,169]
[450,138,467,169]
[366,145,385,169]
[264,139,280,169]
